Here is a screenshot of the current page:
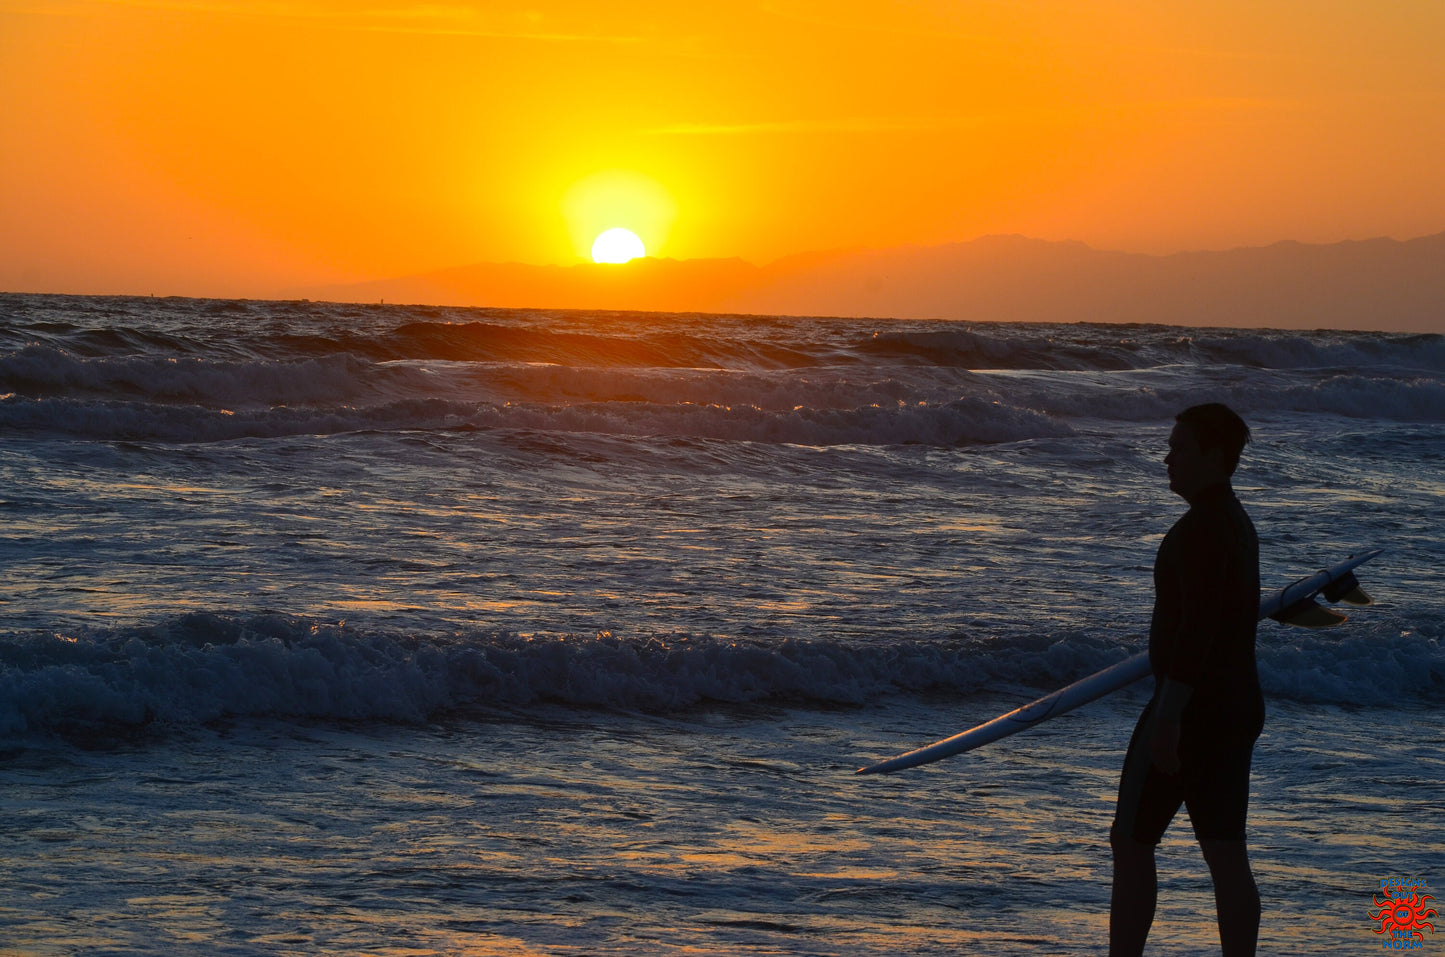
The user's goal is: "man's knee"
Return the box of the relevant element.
[1199,838,1251,872]
[1111,828,1155,862]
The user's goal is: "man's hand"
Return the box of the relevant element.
[1150,719,1182,775]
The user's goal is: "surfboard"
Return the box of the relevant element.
[856,549,1383,775]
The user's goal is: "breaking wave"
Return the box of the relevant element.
[4,295,1444,446]
[2,612,1438,742]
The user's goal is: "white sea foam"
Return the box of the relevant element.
[3,613,1438,741]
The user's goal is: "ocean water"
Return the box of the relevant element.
[0,292,1441,955]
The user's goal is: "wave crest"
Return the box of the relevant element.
[3,614,1437,742]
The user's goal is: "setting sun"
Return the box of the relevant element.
[563,170,676,264]
[591,228,646,264]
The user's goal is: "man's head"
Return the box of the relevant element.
[1167,403,1250,499]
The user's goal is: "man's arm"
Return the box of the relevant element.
[1150,517,1232,772]
[1165,519,1234,689]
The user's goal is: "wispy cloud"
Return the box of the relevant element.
[756,0,998,45]
[3,0,646,42]
[1149,95,1300,113]
[646,97,1297,137]
[645,115,994,136]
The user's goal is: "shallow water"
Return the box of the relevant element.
[4,695,1440,955]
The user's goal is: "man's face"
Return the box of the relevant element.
[1165,422,1219,498]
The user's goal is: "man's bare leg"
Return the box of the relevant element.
[1200,838,1259,957]
[1109,833,1157,957]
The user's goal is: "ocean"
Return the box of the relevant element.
[1,292,1441,955]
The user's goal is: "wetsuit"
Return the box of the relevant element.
[1114,481,1264,845]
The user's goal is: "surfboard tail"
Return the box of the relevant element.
[1266,551,1382,627]
[1323,570,1373,606]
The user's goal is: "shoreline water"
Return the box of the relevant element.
[3,693,1439,955]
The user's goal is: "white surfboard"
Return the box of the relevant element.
[856,549,1383,775]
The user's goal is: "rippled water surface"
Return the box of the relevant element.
[1,293,1441,953]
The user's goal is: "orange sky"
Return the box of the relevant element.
[3,0,1444,298]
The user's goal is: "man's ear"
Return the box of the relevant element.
[1201,445,1229,475]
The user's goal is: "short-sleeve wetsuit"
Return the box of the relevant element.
[1113,481,1264,845]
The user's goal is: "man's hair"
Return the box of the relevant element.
[1176,403,1250,475]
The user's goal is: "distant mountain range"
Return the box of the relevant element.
[302,232,1445,332]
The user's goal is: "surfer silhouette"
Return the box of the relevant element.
[1110,403,1263,957]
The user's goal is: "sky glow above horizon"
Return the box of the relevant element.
[2,1,1444,299]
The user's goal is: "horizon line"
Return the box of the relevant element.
[368,227,1445,278]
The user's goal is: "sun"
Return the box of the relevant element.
[591,227,646,264]
[563,170,675,261]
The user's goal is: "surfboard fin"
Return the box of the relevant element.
[1336,586,1372,606]
[1322,571,1373,606]
[1271,597,1348,628]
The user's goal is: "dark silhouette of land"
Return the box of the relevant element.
[303,232,1445,332]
